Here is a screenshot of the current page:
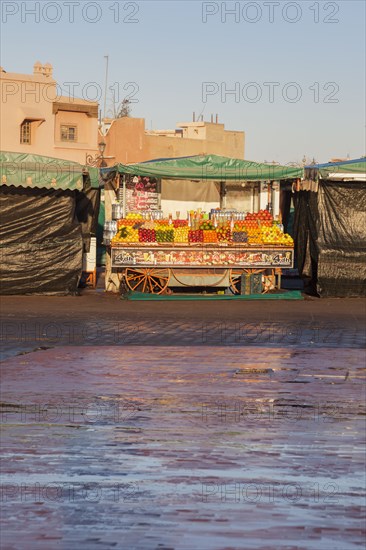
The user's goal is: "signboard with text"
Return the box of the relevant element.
[111,246,293,269]
[126,175,159,212]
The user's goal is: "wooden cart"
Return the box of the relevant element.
[111,244,293,294]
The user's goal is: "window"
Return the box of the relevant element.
[60,124,77,142]
[20,120,32,144]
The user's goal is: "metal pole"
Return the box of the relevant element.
[122,174,126,218]
[158,179,162,210]
[103,55,109,120]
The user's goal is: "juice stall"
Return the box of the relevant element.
[101,155,303,294]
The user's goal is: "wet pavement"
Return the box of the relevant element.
[1,293,365,359]
[1,296,365,549]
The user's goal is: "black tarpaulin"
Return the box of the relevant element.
[75,185,101,252]
[294,181,366,297]
[0,186,83,295]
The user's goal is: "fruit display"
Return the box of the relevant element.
[216,226,232,243]
[189,229,204,243]
[111,208,295,281]
[117,218,137,228]
[245,210,273,227]
[154,219,170,227]
[233,231,248,243]
[112,210,294,248]
[173,219,188,228]
[203,230,218,243]
[246,227,263,244]
[174,227,189,243]
[233,221,247,232]
[112,226,139,243]
[261,226,294,245]
[138,228,156,243]
[155,228,174,242]
[199,220,215,231]
[126,212,144,221]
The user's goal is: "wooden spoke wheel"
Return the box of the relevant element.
[125,268,171,294]
[229,269,245,295]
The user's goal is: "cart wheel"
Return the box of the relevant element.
[125,268,171,294]
[229,269,244,294]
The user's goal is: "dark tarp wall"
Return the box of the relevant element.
[280,181,294,234]
[0,186,83,295]
[293,182,366,297]
[75,186,101,252]
[293,190,319,289]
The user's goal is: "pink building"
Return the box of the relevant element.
[0,62,99,164]
[103,117,245,165]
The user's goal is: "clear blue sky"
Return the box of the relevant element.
[1,0,365,163]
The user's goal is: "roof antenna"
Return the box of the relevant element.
[103,55,109,120]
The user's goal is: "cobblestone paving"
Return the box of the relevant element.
[1,318,365,360]
[1,346,365,549]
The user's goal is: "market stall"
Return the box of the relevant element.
[293,158,366,297]
[0,151,100,294]
[102,155,302,294]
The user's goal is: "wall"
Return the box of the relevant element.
[103,117,245,165]
[0,65,99,164]
[1,70,54,154]
[104,117,146,164]
[54,110,99,163]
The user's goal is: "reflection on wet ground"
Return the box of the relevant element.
[1,319,365,360]
[1,346,365,549]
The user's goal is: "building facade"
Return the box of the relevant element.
[102,117,245,165]
[0,62,99,164]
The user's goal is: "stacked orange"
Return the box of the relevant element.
[203,230,218,243]
[154,219,170,228]
[246,226,263,244]
[117,219,136,228]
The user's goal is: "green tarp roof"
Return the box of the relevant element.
[0,151,100,190]
[104,154,303,181]
[308,158,366,179]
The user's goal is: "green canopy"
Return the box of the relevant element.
[314,158,366,179]
[105,154,303,181]
[0,151,100,190]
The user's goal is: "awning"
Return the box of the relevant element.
[20,108,45,122]
[305,158,366,181]
[0,151,100,190]
[102,154,304,182]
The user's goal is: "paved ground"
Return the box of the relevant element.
[1,294,365,549]
[1,292,365,356]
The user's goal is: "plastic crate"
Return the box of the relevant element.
[240,273,262,295]
[251,273,263,294]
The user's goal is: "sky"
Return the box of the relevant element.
[1,0,365,163]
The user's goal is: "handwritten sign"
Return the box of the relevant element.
[126,175,159,212]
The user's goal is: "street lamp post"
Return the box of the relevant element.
[98,140,107,167]
[86,140,108,167]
